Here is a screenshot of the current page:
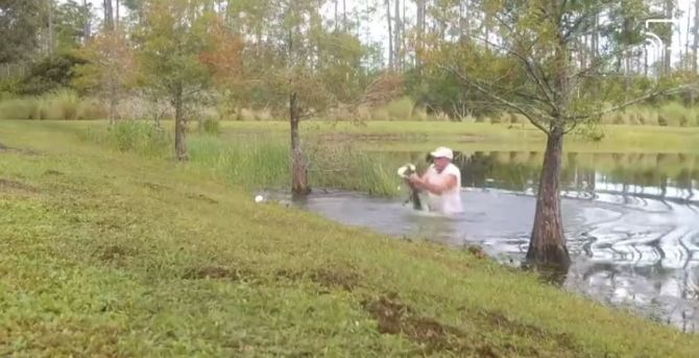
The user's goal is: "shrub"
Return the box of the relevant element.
[108,121,171,156]
[384,96,415,120]
[199,117,221,135]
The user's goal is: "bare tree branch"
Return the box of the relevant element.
[567,84,695,121]
[468,32,558,112]
[441,65,552,134]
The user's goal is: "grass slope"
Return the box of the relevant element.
[0,120,697,356]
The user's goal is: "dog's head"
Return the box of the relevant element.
[397,163,417,178]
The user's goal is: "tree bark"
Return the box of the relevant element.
[385,0,393,69]
[527,5,571,270]
[592,13,598,60]
[83,0,91,43]
[115,0,120,30]
[694,0,699,74]
[526,128,571,269]
[47,0,54,56]
[343,0,347,30]
[692,0,699,105]
[290,92,310,195]
[416,0,425,68]
[664,0,673,75]
[104,0,114,31]
[644,46,648,77]
[686,0,691,72]
[174,87,188,161]
[109,85,117,124]
[394,0,401,69]
[484,11,490,51]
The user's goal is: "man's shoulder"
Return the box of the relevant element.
[446,163,461,176]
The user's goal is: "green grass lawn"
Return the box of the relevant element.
[1,120,698,356]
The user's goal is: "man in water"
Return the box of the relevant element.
[407,146,464,215]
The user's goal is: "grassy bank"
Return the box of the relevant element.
[1,121,698,356]
[217,120,699,154]
[78,120,402,196]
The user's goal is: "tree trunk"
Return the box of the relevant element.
[402,0,406,66]
[592,14,598,60]
[290,92,310,195]
[484,11,490,51]
[664,0,673,75]
[692,0,699,105]
[104,0,114,31]
[82,0,91,43]
[115,0,120,30]
[343,0,347,30]
[527,6,572,270]
[694,0,699,74]
[174,88,188,161]
[644,46,648,76]
[526,128,571,269]
[416,0,425,68]
[394,0,401,69]
[459,1,464,38]
[686,1,691,72]
[385,0,393,69]
[109,85,117,124]
[47,0,54,57]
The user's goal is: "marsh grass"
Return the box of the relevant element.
[599,103,698,127]
[198,117,221,135]
[0,90,107,120]
[82,120,171,157]
[306,140,400,196]
[189,135,290,189]
[187,134,399,195]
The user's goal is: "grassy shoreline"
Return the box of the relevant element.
[1,120,698,356]
[6,119,699,153]
[228,120,699,154]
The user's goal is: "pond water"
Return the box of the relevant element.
[263,151,699,332]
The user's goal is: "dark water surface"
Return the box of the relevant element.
[264,151,699,332]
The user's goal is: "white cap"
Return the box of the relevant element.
[430,146,453,160]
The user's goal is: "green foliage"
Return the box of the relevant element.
[198,117,221,135]
[54,0,92,51]
[0,75,22,97]
[219,0,373,117]
[574,122,606,142]
[103,120,171,156]
[409,41,517,119]
[0,0,44,63]
[136,0,215,104]
[42,89,80,120]
[73,31,136,96]
[383,96,415,120]
[18,53,86,95]
[659,102,692,127]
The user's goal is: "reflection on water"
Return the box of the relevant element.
[265,151,699,332]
